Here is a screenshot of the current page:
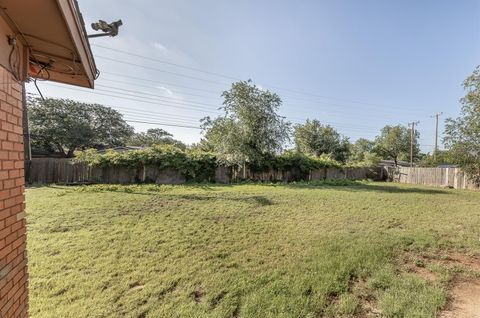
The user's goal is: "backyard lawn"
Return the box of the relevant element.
[26,182,480,318]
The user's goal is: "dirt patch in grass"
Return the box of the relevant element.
[402,251,480,318]
[191,286,205,303]
[439,279,480,318]
[440,252,480,318]
[351,279,382,318]
[128,282,144,291]
[441,252,480,272]
[411,266,438,282]
[403,250,480,276]
[401,258,439,282]
[209,290,228,309]
[358,301,382,318]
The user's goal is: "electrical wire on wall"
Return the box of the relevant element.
[7,35,21,81]
[32,65,49,101]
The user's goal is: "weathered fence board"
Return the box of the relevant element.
[395,167,478,190]
[28,158,380,185]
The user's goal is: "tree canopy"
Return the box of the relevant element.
[373,125,419,165]
[293,119,350,162]
[28,97,134,157]
[350,138,374,162]
[444,65,480,183]
[128,128,186,149]
[201,80,291,166]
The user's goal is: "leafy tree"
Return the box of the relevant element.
[128,128,186,149]
[293,119,350,162]
[373,125,419,165]
[28,97,134,157]
[444,65,480,183]
[349,138,375,162]
[418,150,457,167]
[347,138,381,166]
[201,80,290,166]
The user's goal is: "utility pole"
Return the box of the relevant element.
[431,112,443,157]
[408,121,419,167]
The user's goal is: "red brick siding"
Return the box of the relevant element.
[0,66,28,318]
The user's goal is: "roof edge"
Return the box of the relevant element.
[56,0,97,88]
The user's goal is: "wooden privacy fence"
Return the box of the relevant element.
[394,167,478,190]
[232,165,381,183]
[28,158,187,184]
[28,158,381,185]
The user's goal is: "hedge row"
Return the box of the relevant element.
[74,145,366,182]
[75,146,217,182]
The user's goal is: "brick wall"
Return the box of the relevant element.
[0,66,28,317]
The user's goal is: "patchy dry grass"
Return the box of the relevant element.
[26,182,480,318]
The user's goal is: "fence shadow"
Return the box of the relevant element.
[175,193,274,206]
[31,181,449,196]
[287,182,450,195]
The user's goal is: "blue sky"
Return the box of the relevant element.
[27,0,480,152]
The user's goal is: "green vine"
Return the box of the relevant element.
[74,145,217,182]
[75,146,371,183]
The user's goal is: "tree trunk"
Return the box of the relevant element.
[56,144,67,157]
[66,148,75,158]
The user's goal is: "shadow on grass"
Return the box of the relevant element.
[287,182,450,195]
[32,181,449,196]
[175,194,274,206]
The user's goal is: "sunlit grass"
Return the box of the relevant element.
[26,182,480,317]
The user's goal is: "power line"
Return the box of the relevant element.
[40,83,222,114]
[30,83,414,136]
[98,70,429,116]
[107,102,384,133]
[94,62,430,116]
[41,81,424,124]
[101,71,222,94]
[93,44,427,113]
[97,77,220,100]
[28,91,439,149]
[123,113,200,125]
[124,119,201,130]
[92,43,240,81]
[43,82,225,111]
[28,90,387,135]
[95,84,223,108]
[96,55,228,85]
[95,83,403,120]
[31,85,390,133]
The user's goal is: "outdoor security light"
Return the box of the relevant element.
[88,19,123,38]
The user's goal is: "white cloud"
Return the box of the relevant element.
[156,86,173,96]
[153,42,168,53]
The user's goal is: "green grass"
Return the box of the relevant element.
[26,182,480,318]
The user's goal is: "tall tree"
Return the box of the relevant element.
[293,119,350,162]
[350,138,375,162]
[201,80,290,166]
[28,97,134,157]
[444,65,480,184]
[373,125,419,165]
[418,150,457,167]
[128,128,186,149]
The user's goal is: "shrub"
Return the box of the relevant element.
[74,145,217,182]
[249,151,342,174]
[74,147,368,183]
